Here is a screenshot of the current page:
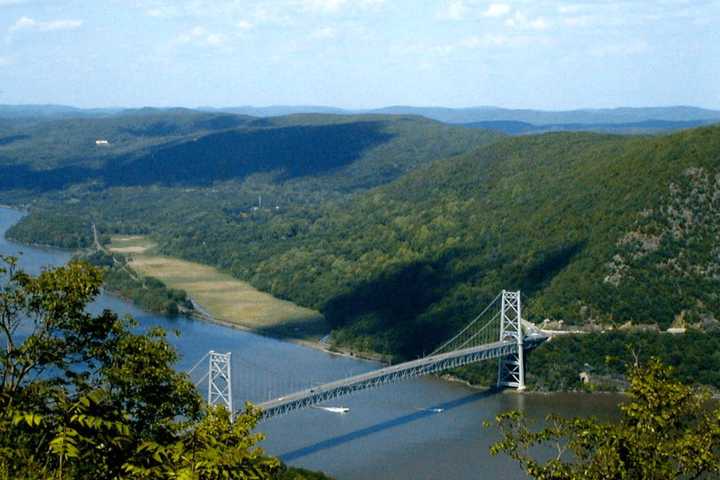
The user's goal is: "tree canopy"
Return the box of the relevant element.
[0,255,326,479]
[491,359,720,479]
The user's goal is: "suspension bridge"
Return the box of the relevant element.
[187,290,546,420]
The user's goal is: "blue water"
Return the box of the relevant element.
[0,207,619,479]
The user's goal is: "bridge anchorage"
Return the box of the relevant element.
[191,290,545,420]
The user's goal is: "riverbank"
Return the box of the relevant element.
[0,203,27,212]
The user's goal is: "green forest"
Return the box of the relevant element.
[3,110,720,391]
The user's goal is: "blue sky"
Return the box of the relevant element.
[1,0,719,109]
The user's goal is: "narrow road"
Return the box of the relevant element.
[92,223,105,252]
[91,223,140,281]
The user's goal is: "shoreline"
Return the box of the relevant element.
[184,304,384,364]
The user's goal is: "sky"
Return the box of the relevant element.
[0,0,719,110]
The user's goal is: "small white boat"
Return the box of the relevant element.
[316,406,350,414]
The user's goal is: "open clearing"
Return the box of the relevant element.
[108,235,327,339]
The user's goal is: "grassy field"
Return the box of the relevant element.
[108,235,328,340]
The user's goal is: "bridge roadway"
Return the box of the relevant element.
[258,339,529,420]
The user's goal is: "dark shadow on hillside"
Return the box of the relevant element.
[521,241,586,296]
[322,247,506,359]
[0,121,394,191]
[0,134,30,146]
[279,389,498,462]
[0,164,93,191]
[251,315,331,343]
[321,240,587,359]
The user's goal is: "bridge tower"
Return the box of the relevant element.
[208,351,233,412]
[497,290,525,390]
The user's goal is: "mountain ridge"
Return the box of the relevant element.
[3,104,719,128]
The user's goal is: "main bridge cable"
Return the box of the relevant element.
[430,292,503,356]
[186,351,210,376]
[193,371,210,388]
[447,310,500,352]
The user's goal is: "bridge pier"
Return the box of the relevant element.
[497,290,525,391]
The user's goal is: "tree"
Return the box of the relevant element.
[490,359,720,479]
[0,256,284,479]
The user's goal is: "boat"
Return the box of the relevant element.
[315,406,350,414]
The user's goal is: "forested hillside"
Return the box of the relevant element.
[182,125,716,358]
[0,110,499,195]
[4,112,719,366]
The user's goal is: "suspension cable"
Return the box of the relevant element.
[194,371,209,387]
[430,291,502,356]
[449,311,500,351]
[186,351,210,376]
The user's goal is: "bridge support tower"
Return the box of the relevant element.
[208,351,233,412]
[497,290,525,390]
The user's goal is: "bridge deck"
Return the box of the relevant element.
[258,339,523,419]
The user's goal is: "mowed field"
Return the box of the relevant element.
[108,236,328,339]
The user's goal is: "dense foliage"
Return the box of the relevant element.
[491,359,720,479]
[3,111,719,373]
[0,256,329,479]
[7,211,93,249]
[456,330,720,392]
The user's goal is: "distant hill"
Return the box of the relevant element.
[462,119,719,135]
[5,104,720,130]
[0,110,500,193]
[207,105,720,125]
[370,105,720,125]
[201,105,348,117]
[0,104,122,122]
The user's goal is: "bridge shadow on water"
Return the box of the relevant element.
[279,388,499,462]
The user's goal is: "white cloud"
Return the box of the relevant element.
[563,15,593,27]
[9,16,83,34]
[174,26,226,47]
[302,0,348,13]
[146,7,175,17]
[483,3,511,18]
[237,20,254,30]
[504,12,549,30]
[397,31,548,62]
[310,26,337,39]
[437,0,468,20]
[252,5,294,26]
[558,4,583,15]
[300,0,383,13]
[461,34,510,48]
[591,40,650,57]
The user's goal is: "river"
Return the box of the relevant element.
[0,206,621,479]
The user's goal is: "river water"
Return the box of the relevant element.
[0,206,621,479]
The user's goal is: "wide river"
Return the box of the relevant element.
[0,206,620,479]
